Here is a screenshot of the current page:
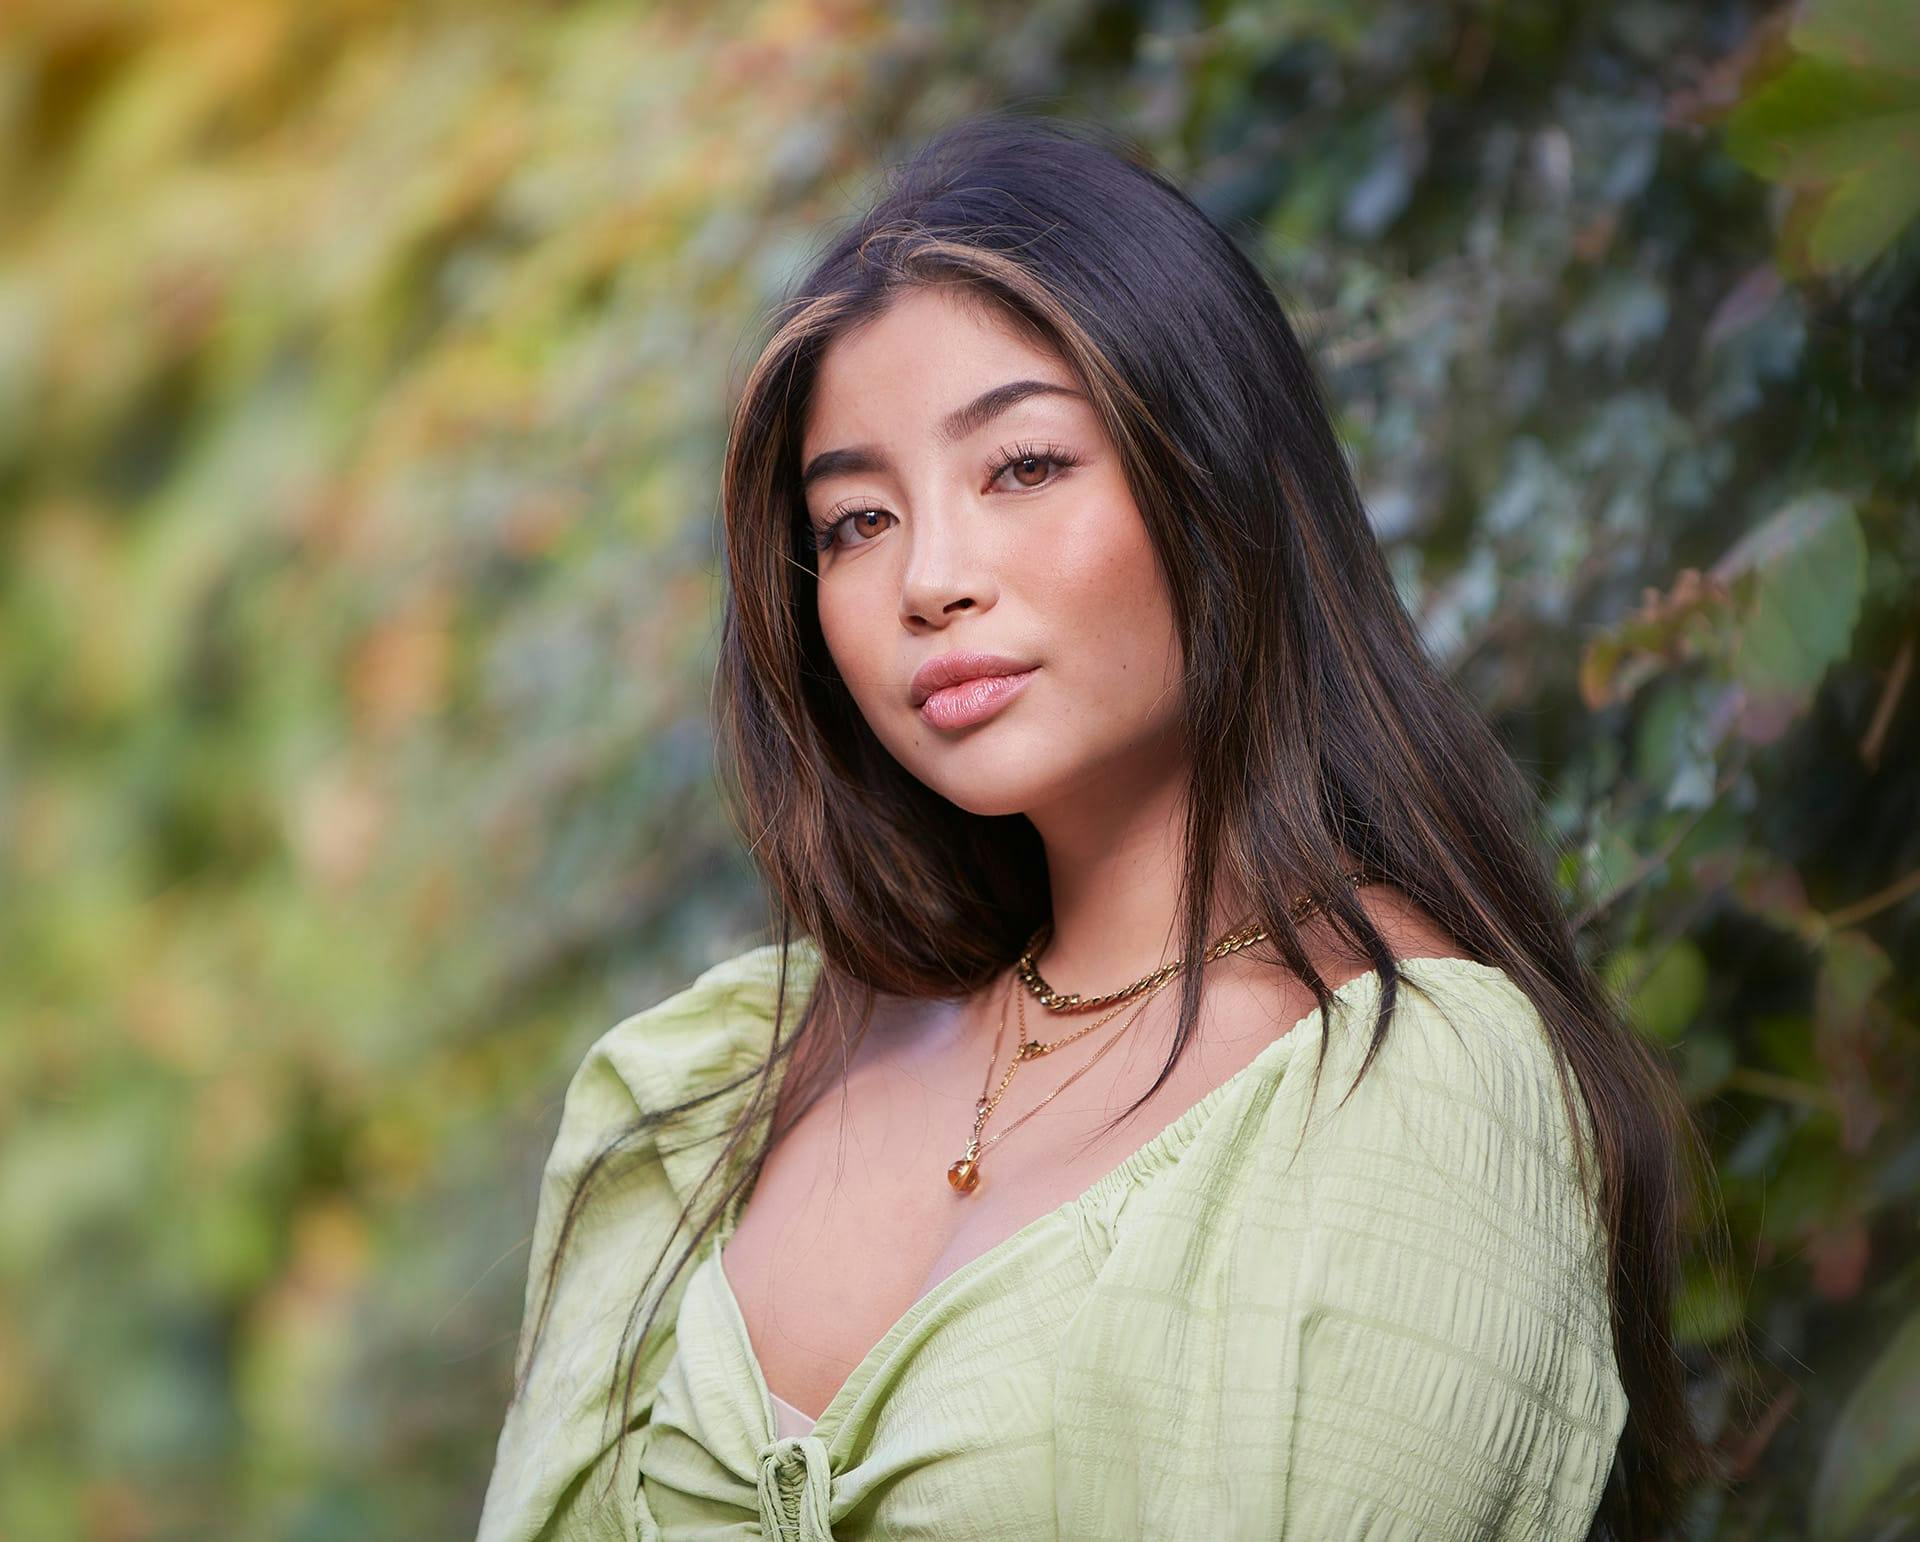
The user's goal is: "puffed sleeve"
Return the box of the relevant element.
[1269,967,1628,1538]
[474,940,819,1542]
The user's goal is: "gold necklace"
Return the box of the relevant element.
[946,967,1177,1193]
[948,868,1374,1193]
[1015,868,1374,1014]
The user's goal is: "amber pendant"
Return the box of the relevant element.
[948,1135,983,1193]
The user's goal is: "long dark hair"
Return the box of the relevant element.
[512,109,1727,1537]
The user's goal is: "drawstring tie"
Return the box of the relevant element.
[755,1434,833,1539]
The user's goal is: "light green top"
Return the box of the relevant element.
[477,938,1626,1540]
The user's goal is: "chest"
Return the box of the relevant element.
[717,977,1294,1419]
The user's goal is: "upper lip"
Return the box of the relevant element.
[910,650,1038,708]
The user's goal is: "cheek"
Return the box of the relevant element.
[815,580,890,705]
[1028,513,1179,684]
[815,593,856,685]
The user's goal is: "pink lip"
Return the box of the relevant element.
[909,650,1039,707]
[918,668,1038,730]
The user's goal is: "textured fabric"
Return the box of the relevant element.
[477,937,1627,1541]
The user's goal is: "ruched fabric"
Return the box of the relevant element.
[755,1436,833,1540]
[477,938,1628,1540]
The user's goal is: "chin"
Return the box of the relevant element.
[902,754,1052,820]
[940,786,1039,819]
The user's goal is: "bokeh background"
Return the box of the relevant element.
[3,1,1916,1537]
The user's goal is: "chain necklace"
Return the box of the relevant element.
[945,967,1172,1193]
[946,867,1374,1194]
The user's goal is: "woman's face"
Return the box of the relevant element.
[798,285,1185,822]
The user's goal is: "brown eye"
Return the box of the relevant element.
[987,443,1080,495]
[812,506,895,553]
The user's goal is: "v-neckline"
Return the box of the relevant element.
[707,955,1495,1444]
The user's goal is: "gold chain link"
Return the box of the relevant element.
[947,867,1374,1193]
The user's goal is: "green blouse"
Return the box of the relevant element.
[477,938,1626,1540]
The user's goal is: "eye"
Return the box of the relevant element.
[986,441,1081,494]
[805,441,1082,555]
[807,504,896,554]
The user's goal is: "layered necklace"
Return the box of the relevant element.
[946,868,1372,1193]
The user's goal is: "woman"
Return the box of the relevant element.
[477,112,1710,1540]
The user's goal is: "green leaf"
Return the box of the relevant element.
[1723,40,1920,271]
[1817,929,1894,1031]
[1764,1137,1849,1243]
[1633,677,1692,788]
[1679,1032,1737,1101]
[1809,145,1920,271]
[1718,492,1868,716]
[1812,1304,1920,1538]
[1673,1259,1746,1346]
[1724,58,1920,184]
[1793,0,1920,80]
[1585,829,1639,907]
[1753,1013,1822,1081]
[1632,940,1710,1044]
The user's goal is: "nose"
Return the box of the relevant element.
[898,499,993,627]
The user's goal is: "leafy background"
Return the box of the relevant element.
[1,0,1914,1537]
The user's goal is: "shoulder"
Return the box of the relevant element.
[1273,879,1581,1141]
[1302,955,1601,1196]
[1058,955,1625,1534]
[475,937,823,1542]
[585,936,822,1086]
[1266,959,1625,1534]
[530,932,826,1318]
[1278,956,1618,1404]
[550,937,824,1177]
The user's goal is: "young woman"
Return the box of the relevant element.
[477,112,1710,1540]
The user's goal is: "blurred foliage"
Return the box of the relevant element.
[0,0,1914,1538]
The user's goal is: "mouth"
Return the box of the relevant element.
[916,667,1039,731]
[908,651,1040,708]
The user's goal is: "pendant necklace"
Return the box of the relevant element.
[946,869,1372,1194]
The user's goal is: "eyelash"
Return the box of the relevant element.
[807,441,1083,554]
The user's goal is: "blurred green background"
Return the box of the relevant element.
[2,1,1915,1538]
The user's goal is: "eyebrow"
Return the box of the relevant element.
[799,378,1086,493]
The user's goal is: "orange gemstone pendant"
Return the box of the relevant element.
[948,1135,983,1193]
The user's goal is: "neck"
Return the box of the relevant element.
[1019,750,1253,997]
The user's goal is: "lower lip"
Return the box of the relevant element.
[917,668,1038,730]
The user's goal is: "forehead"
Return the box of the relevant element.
[801,287,1075,453]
